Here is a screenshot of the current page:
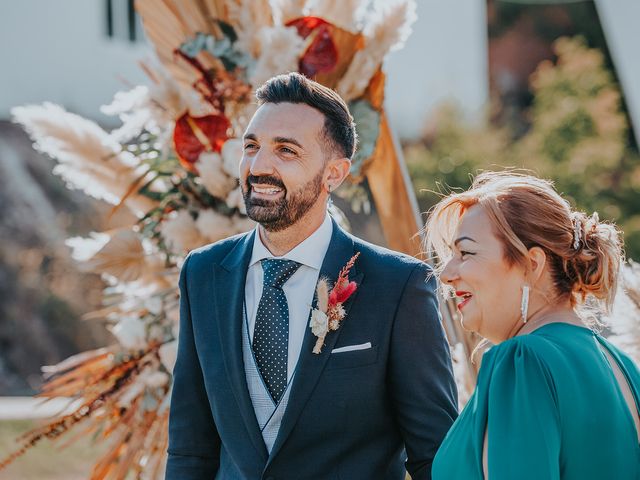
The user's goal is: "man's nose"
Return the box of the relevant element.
[249,148,275,177]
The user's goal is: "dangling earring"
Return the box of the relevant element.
[521,285,530,323]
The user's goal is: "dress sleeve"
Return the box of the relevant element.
[484,338,561,480]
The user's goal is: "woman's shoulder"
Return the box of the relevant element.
[479,331,565,395]
[476,332,561,419]
[484,323,593,366]
[483,329,561,364]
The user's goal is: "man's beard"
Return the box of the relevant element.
[242,170,324,232]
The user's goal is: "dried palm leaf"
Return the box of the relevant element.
[81,229,147,282]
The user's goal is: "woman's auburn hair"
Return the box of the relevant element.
[424,171,624,313]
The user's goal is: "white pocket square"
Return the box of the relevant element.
[331,342,372,354]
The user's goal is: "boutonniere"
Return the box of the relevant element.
[309,252,361,354]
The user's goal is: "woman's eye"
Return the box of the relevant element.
[460,250,474,258]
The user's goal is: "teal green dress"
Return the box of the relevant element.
[432,323,640,479]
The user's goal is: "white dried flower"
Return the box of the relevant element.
[226,0,274,56]
[160,210,206,254]
[166,305,180,327]
[231,215,256,234]
[159,340,178,372]
[144,296,163,315]
[226,187,247,214]
[249,26,306,86]
[221,138,243,178]
[195,209,236,244]
[196,152,238,199]
[110,316,147,350]
[144,371,170,389]
[310,308,329,337]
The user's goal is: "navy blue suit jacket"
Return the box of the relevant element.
[166,221,458,480]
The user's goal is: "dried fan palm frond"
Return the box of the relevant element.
[0,346,162,472]
[11,103,157,216]
[41,347,116,379]
[136,0,229,94]
[307,0,369,32]
[337,0,416,101]
[80,229,147,282]
[66,233,111,262]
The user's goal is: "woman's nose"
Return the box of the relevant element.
[440,259,458,285]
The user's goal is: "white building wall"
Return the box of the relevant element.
[0,1,149,126]
[384,0,489,138]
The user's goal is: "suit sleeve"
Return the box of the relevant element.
[389,263,459,480]
[166,253,221,479]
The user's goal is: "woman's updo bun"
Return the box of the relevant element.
[563,212,623,310]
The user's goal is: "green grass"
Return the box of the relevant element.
[0,420,110,480]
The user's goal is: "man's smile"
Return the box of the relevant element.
[250,184,285,199]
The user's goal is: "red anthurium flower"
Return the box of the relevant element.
[287,16,338,77]
[173,112,230,173]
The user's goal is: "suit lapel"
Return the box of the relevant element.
[215,230,269,462]
[267,221,365,463]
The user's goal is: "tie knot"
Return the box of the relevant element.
[261,259,301,288]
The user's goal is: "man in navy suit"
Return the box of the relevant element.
[166,72,458,480]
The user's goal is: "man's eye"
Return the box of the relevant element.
[244,143,258,150]
[279,146,296,155]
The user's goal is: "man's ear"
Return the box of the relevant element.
[325,157,351,192]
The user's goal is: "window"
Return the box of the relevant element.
[106,0,142,42]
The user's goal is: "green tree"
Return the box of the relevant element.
[407,37,640,259]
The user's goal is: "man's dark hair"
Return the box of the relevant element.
[255,72,357,160]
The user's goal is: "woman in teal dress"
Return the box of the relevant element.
[424,172,640,479]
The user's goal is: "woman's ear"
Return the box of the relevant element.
[527,246,547,283]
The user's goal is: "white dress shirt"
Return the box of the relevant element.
[244,213,333,381]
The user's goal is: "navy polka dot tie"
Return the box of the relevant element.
[253,259,301,403]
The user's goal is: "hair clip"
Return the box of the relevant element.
[572,218,582,250]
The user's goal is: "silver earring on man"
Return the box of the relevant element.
[521,285,530,323]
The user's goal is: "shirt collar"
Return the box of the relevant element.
[249,213,333,270]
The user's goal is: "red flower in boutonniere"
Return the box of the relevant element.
[309,252,360,354]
